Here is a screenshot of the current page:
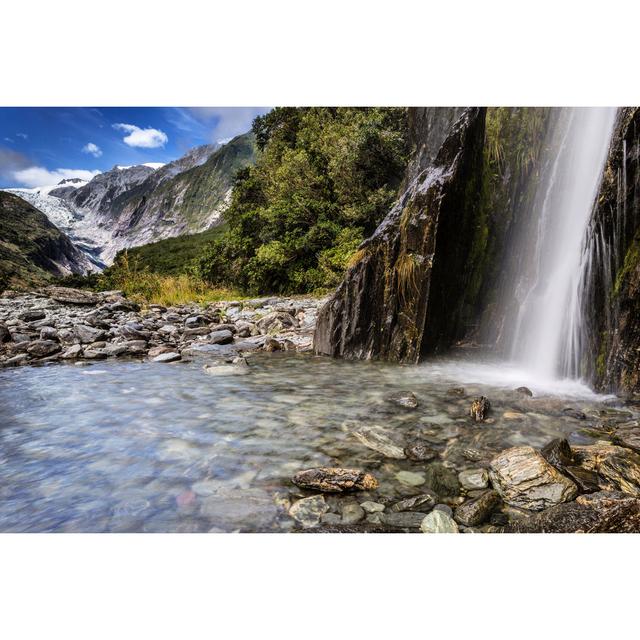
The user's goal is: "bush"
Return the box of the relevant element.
[195,107,409,295]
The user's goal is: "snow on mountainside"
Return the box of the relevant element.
[2,137,254,268]
[3,186,107,269]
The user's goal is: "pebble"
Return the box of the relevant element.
[395,470,426,486]
[458,468,489,490]
[289,495,329,528]
[360,501,385,513]
[420,510,459,533]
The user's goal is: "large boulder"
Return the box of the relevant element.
[489,445,578,511]
[44,286,99,305]
[572,443,640,497]
[505,491,640,533]
[26,339,61,357]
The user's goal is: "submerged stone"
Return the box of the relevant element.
[352,424,406,459]
[289,495,329,528]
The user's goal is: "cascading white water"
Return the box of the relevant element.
[505,107,617,381]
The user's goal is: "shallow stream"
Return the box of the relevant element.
[0,353,634,532]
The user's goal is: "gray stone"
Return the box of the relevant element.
[289,495,329,528]
[612,420,640,453]
[404,441,438,461]
[104,343,127,357]
[424,463,460,496]
[340,501,365,524]
[75,324,105,344]
[45,286,99,305]
[420,510,459,533]
[395,470,426,486]
[153,352,181,363]
[387,391,419,409]
[123,340,148,355]
[320,512,343,525]
[390,492,437,513]
[39,326,58,341]
[256,311,297,334]
[26,339,61,357]
[209,329,234,345]
[352,425,406,459]
[489,445,578,511]
[360,501,385,513]
[433,504,453,517]
[381,511,428,528]
[458,468,489,490]
[18,309,46,322]
[200,488,279,531]
[61,344,83,359]
[0,322,10,342]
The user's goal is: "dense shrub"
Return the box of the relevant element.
[195,107,409,295]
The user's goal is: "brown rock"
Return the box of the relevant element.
[292,467,378,493]
[489,445,578,511]
[470,396,490,422]
[572,443,640,497]
[454,490,500,526]
[505,491,640,533]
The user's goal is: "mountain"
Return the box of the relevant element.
[50,135,253,263]
[0,191,96,290]
[3,184,107,268]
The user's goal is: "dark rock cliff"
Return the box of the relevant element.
[586,108,640,393]
[314,108,486,362]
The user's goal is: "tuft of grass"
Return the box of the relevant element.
[395,252,420,305]
[100,252,242,306]
[345,247,369,269]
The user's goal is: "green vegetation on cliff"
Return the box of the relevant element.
[194,107,410,294]
[0,191,89,291]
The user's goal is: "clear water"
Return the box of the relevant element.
[0,353,630,532]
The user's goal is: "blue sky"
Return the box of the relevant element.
[0,107,269,188]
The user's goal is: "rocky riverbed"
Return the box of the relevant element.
[0,286,324,368]
[1,287,640,533]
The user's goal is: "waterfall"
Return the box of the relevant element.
[503,107,617,381]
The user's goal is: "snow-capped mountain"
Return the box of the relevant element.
[2,135,255,267]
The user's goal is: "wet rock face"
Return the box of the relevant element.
[586,107,640,393]
[489,445,578,511]
[314,108,486,363]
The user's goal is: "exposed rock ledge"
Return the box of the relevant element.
[0,286,326,368]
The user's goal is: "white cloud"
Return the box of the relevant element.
[3,137,13,143]
[186,107,270,143]
[113,123,168,148]
[82,142,103,158]
[11,166,101,188]
[16,132,28,140]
